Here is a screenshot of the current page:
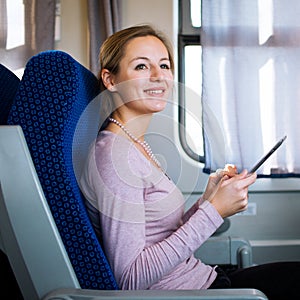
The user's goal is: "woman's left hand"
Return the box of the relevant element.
[202,164,237,200]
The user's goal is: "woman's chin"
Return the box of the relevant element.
[147,99,168,112]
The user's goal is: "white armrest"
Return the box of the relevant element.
[43,288,268,300]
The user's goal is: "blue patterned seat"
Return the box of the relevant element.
[7,50,118,290]
[0,64,20,125]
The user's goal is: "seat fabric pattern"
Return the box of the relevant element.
[0,64,20,125]
[7,50,118,290]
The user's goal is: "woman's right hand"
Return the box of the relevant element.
[209,170,257,218]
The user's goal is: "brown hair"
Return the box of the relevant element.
[98,24,175,91]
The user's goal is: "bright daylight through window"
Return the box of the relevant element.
[6,0,24,50]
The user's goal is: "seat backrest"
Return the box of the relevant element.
[6,50,118,292]
[0,126,80,300]
[0,64,20,125]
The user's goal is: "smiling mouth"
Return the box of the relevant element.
[145,89,165,95]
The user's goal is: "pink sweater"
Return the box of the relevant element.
[80,131,224,290]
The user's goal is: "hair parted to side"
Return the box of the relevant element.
[98,24,175,91]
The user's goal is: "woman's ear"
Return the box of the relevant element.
[101,69,116,92]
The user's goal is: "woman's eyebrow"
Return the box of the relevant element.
[130,56,170,63]
[129,56,148,63]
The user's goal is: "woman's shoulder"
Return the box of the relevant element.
[96,130,158,177]
[96,130,117,147]
[94,130,144,168]
[95,130,132,158]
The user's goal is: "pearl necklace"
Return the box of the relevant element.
[109,117,161,168]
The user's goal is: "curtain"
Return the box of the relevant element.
[87,0,122,75]
[0,0,56,71]
[202,0,300,177]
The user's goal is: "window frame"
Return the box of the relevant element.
[178,0,204,163]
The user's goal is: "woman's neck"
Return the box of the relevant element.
[108,113,152,142]
[107,114,161,169]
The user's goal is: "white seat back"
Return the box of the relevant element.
[0,126,80,300]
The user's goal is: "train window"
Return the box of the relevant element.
[179,0,300,177]
[1,0,57,78]
[1,0,25,77]
[6,0,25,50]
[178,0,204,162]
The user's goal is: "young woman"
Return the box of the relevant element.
[80,24,299,299]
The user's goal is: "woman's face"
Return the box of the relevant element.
[105,35,174,116]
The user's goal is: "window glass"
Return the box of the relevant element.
[190,0,201,27]
[6,0,25,49]
[184,45,203,156]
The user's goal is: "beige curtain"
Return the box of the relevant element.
[87,0,122,75]
[0,0,56,71]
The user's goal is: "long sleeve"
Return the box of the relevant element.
[80,132,223,290]
[182,196,206,224]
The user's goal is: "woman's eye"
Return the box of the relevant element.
[161,64,170,70]
[135,64,147,70]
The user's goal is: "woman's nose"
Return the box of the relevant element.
[150,66,164,81]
